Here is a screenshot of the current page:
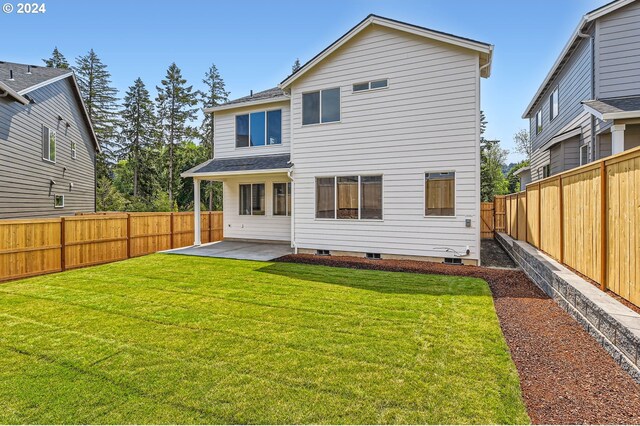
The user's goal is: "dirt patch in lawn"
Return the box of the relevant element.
[277,254,640,424]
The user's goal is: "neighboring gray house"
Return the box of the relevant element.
[0,61,99,219]
[513,166,532,191]
[523,0,640,182]
[183,15,493,265]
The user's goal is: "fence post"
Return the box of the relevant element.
[538,182,542,249]
[515,194,519,240]
[60,217,66,271]
[600,161,607,291]
[209,211,213,242]
[559,176,564,263]
[170,212,174,249]
[525,190,528,243]
[126,213,131,259]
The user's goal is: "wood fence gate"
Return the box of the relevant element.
[480,196,506,239]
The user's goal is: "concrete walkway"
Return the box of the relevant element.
[165,240,293,261]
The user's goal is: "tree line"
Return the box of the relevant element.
[44,47,229,212]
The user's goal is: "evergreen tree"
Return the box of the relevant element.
[156,63,199,207]
[43,47,69,69]
[96,176,128,211]
[73,49,120,179]
[292,58,301,73]
[120,78,157,198]
[481,139,509,201]
[199,64,229,159]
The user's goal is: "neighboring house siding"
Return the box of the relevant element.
[549,136,580,175]
[222,175,291,241]
[529,35,593,181]
[290,26,481,261]
[0,78,96,219]
[214,101,291,159]
[596,0,640,98]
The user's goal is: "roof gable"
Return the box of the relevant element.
[279,14,493,89]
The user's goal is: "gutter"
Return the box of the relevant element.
[0,81,29,105]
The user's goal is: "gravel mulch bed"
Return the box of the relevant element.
[277,254,640,424]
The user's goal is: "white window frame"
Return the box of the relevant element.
[535,110,543,135]
[352,79,389,93]
[302,87,341,126]
[549,86,559,121]
[54,194,64,208]
[239,183,266,216]
[42,125,56,163]
[272,182,291,217]
[235,108,282,149]
[580,144,589,166]
[424,171,456,218]
[71,140,77,159]
[314,174,383,221]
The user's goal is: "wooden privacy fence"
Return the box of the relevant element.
[0,211,223,282]
[503,146,640,306]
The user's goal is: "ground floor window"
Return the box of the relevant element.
[425,172,455,216]
[239,183,265,215]
[315,175,382,220]
[273,182,291,216]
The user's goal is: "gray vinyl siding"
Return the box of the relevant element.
[549,136,580,175]
[0,78,96,219]
[529,34,593,181]
[595,0,640,98]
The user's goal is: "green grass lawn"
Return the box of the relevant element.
[0,254,528,424]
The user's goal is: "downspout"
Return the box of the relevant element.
[288,167,297,254]
[578,28,596,161]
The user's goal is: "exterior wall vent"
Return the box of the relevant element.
[365,253,381,260]
[443,257,463,265]
[316,249,330,256]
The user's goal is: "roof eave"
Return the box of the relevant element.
[0,81,29,105]
[204,96,290,113]
[181,167,292,179]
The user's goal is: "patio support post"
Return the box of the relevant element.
[194,178,202,246]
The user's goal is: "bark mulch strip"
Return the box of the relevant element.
[277,254,640,425]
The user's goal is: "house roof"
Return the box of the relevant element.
[280,14,493,89]
[0,61,100,152]
[204,86,288,113]
[513,166,531,177]
[522,0,638,118]
[182,154,292,178]
[582,96,640,120]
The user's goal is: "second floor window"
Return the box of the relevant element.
[42,125,56,163]
[302,88,340,125]
[71,141,77,159]
[236,110,282,148]
[550,87,559,121]
[536,110,543,135]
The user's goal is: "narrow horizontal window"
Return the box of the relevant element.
[370,79,388,89]
[353,82,369,92]
[425,172,455,216]
[353,79,388,92]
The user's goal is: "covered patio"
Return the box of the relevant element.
[166,240,293,261]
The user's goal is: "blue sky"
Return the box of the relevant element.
[2,0,605,163]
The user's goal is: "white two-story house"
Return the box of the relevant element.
[183,14,493,265]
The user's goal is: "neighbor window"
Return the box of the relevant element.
[425,172,455,216]
[54,194,64,208]
[550,87,559,121]
[71,141,77,159]
[315,175,382,219]
[42,126,56,162]
[239,183,265,215]
[535,110,543,134]
[580,144,589,166]
[302,88,340,125]
[353,79,388,92]
[541,164,551,178]
[236,110,282,147]
[273,182,291,216]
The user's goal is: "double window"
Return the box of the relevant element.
[535,110,543,135]
[425,172,455,216]
[353,79,388,92]
[549,87,559,121]
[302,88,340,125]
[315,175,382,220]
[236,109,282,148]
[239,183,265,215]
[273,182,292,216]
[42,125,56,163]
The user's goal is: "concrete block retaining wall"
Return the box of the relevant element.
[496,232,640,383]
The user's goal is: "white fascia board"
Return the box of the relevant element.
[0,81,29,105]
[17,72,73,95]
[181,168,291,179]
[582,103,606,120]
[205,96,290,113]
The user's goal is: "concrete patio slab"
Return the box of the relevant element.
[164,240,293,261]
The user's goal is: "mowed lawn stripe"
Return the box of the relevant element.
[0,254,529,424]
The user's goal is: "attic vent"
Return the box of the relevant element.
[443,257,463,265]
[27,65,31,74]
[316,249,330,256]
[365,253,381,260]
[9,69,14,80]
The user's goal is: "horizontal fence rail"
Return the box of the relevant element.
[502,145,640,307]
[0,211,223,282]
